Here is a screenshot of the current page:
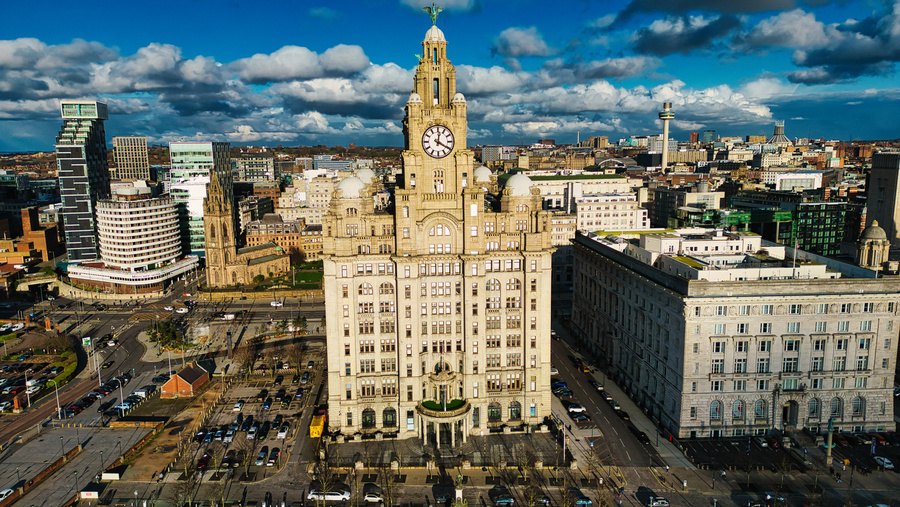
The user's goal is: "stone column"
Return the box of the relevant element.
[450,422,455,448]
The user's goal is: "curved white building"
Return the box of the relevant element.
[97,187,183,271]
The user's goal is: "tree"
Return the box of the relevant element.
[312,460,339,507]
[380,465,399,507]
[253,274,265,284]
[233,344,255,380]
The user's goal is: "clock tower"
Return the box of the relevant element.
[400,22,474,201]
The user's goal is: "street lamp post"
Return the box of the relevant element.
[49,379,61,419]
[59,436,64,457]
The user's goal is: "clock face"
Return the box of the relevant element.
[422,125,455,158]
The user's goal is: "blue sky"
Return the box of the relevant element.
[2,0,899,152]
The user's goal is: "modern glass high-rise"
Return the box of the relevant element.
[56,100,111,262]
[112,136,150,181]
[168,141,232,255]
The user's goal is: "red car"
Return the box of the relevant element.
[196,453,210,470]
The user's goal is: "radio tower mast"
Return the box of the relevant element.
[659,102,675,172]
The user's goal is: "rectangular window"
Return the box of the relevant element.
[711,359,724,373]
[711,381,723,391]
[856,355,869,371]
[760,323,772,333]
[789,304,801,315]
[762,304,773,315]
[855,377,867,388]
[734,380,746,391]
[833,356,846,371]
[714,323,726,335]
[859,338,870,350]
[757,358,770,373]
[813,339,825,351]
[814,322,826,333]
[784,339,799,351]
[812,356,824,371]
[836,338,848,350]
[786,322,800,333]
[759,340,771,352]
[737,323,749,334]
[690,407,697,418]
[863,302,874,313]
[691,381,697,392]
[840,303,851,313]
[734,358,747,373]
[782,357,798,372]
[815,303,828,314]
[757,379,769,391]
[736,341,748,352]
[811,378,822,389]
[860,320,872,332]
[738,305,751,316]
[716,305,727,316]
[833,377,845,389]
[712,341,724,353]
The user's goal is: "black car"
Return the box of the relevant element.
[273,375,284,386]
[274,389,286,402]
[152,374,170,383]
[256,389,268,402]
[240,415,254,432]
[258,421,271,440]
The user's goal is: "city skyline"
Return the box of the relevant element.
[2,0,900,152]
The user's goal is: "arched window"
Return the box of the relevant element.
[808,398,820,418]
[710,400,722,420]
[362,408,376,428]
[430,224,449,236]
[509,401,521,421]
[732,400,744,420]
[755,399,767,419]
[358,283,373,295]
[487,279,501,291]
[379,282,395,295]
[488,402,502,422]
[402,206,409,218]
[231,271,238,284]
[830,397,843,417]
[851,396,864,416]
[383,408,397,427]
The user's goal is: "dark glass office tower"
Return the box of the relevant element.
[56,100,111,262]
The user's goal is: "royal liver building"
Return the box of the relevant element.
[323,18,554,448]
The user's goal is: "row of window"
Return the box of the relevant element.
[700,396,870,422]
[693,375,874,393]
[708,321,880,335]
[703,302,892,317]
[709,355,875,374]
[703,337,883,353]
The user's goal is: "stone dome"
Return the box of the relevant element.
[474,165,492,183]
[452,92,466,103]
[408,92,423,104]
[336,176,366,199]
[424,25,445,42]
[861,220,888,241]
[505,173,533,197]
[356,168,376,184]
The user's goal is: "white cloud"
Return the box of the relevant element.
[232,46,323,83]
[320,45,370,73]
[738,76,798,100]
[492,27,555,58]
[401,0,477,10]
[743,9,831,49]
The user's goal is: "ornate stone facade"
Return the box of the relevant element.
[323,21,554,447]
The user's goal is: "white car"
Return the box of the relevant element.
[308,488,351,502]
[10,324,23,332]
[26,385,41,395]
[175,307,189,314]
[233,400,244,412]
[163,306,174,311]
[874,456,894,469]
[0,324,11,332]
[0,401,12,411]
[567,404,587,413]
[550,367,559,376]
[270,300,283,307]
[0,489,13,501]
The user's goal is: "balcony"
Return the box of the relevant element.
[416,399,470,418]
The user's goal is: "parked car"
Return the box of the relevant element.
[277,423,290,439]
[262,397,273,410]
[273,375,284,386]
[224,429,235,443]
[307,361,315,369]
[233,400,245,412]
[241,415,254,432]
[267,447,280,466]
[307,487,351,502]
[648,498,669,507]
[489,486,515,506]
[196,453,210,470]
[256,447,269,466]
[567,403,587,413]
[590,380,604,391]
[270,300,283,307]
[874,456,894,469]
[550,367,559,376]
[301,372,310,384]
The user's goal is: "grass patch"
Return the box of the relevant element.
[421,399,466,411]
[129,395,194,418]
[294,283,319,290]
[0,333,16,342]
[292,271,322,282]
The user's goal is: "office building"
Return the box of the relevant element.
[56,100,111,262]
[572,229,899,438]
[112,136,150,181]
[68,182,199,293]
[169,141,232,255]
[323,20,554,446]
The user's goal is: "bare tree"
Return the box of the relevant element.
[233,344,255,380]
[169,469,198,507]
[380,465,399,507]
[312,460,339,507]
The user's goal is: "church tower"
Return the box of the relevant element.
[323,10,554,448]
[203,165,238,287]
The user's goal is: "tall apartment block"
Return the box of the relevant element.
[323,20,554,447]
[112,136,150,181]
[168,141,232,255]
[572,229,899,439]
[55,100,111,262]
